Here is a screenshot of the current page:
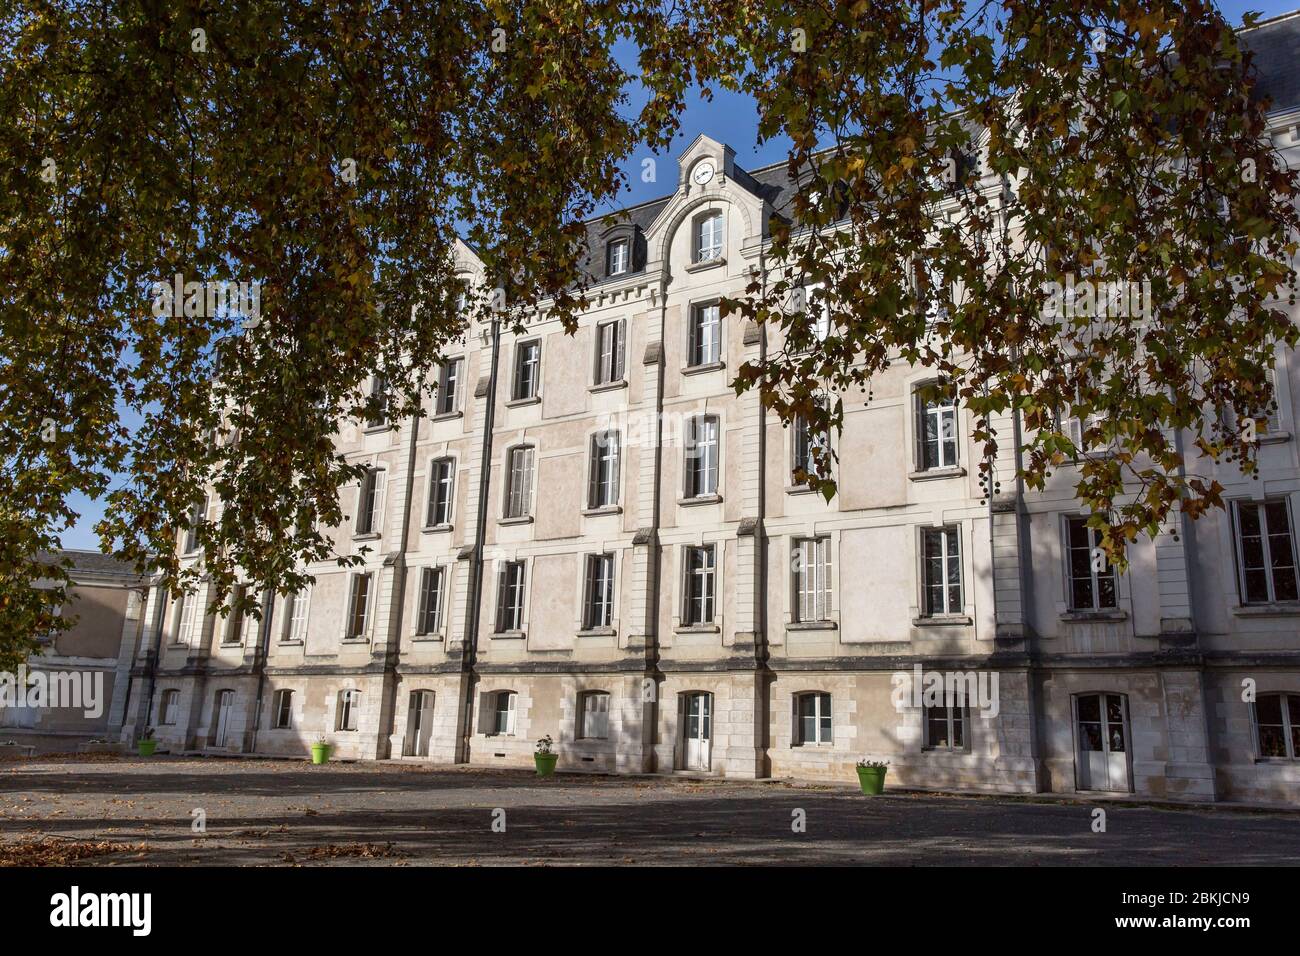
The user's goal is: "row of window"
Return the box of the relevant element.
[154,684,1300,762]
[168,498,1300,648]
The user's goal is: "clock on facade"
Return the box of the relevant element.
[691,160,715,185]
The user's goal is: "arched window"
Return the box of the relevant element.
[159,689,179,725]
[336,689,361,731]
[794,692,832,745]
[272,689,294,729]
[607,239,629,276]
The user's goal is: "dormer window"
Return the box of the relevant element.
[694,212,723,263]
[607,239,629,277]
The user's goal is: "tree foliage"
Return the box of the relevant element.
[0,0,1295,666]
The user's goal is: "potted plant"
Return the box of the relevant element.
[310,735,332,765]
[136,726,157,757]
[855,759,889,795]
[533,735,558,777]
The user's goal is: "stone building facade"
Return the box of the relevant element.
[121,12,1300,806]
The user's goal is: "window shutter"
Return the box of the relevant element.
[505,693,517,734]
[587,436,599,508]
[914,394,927,470]
[615,319,626,380]
[372,469,387,533]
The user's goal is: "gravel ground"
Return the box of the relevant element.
[1,755,1296,866]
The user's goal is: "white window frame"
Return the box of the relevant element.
[1064,516,1118,611]
[416,565,445,637]
[272,689,294,729]
[355,466,387,536]
[688,302,721,367]
[794,691,833,746]
[160,689,179,725]
[916,390,959,471]
[283,587,310,642]
[435,358,461,416]
[426,456,455,527]
[594,319,625,385]
[345,572,373,639]
[923,703,970,752]
[583,553,615,630]
[685,415,719,498]
[921,526,963,617]
[1252,692,1300,760]
[694,211,723,262]
[512,338,541,401]
[793,537,832,624]
[337,689,361,732]
[1233,499,1300,605]
[486,690,517,736]
[683,545,716,626]
[174,592,199,644]
[578,691,611,740]
[495,560,527,633]
[588,431,621,508]
[503,445,535,519]
[607,239,629,276]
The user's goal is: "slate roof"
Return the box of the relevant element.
[37,550,146,580]
[1242,10,1300,113]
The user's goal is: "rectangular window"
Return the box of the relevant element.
[426,458,454,527]
[272,690,293,729]
[490,691,517,736]
[495,561,526,633]
[504,446,534,518]
[435,359,461,416]
[587,431,621,508]
[223,584,248,644]
[1235,500,1299,604]
[607,240,629,276]
[796,692,833,746]
[183,497,206,553]
[416,566,444,636]
[356,467,385,535]
[175,593,198,644]
[160,689,178,725]
[695,213,723,262]
[366,374,388,428]
[595,319,625,384]
[1066,517,1117,610]
[792,415,828,483]
[916,391,958,470]
[513,340,540,400]
[793,537,832,623]
[685,416,719,498]
[923,527,963,617]
[337,690,360,731]
[1255,693,1300,759]
[284,589,309,642]
[683,545,716,626]
[579,692,610,739]
[924,705,968,751]
[583,553,615,630]
[689,303,721,366]
[346,573,372,639]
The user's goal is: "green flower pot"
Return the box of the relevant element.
[310,743,331,765]
[856,766,887,795]
[534,752,558,777]
[136,739,157,757]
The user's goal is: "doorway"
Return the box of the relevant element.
[213,690,235,749]
[1074,692,1131,792]
[404,690,434,757]
[679,692,712,771]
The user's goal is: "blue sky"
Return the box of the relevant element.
[58,2,1298,552]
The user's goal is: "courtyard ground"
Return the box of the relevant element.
[1,755,1296,866]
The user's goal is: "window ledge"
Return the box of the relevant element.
[506,395,541,408]
[675,624,720,634]
[678,494,722,507]
[363,424,391,434]
[341,636,370,645]
[912,614,973,627]
[590,380,627,393]
[682,361,725,376]
[220,640,243,647]
[1060,609,1128,623]
[577,626,617,638]
[582,505,622,517]
[785,484,816,495]
[277,639,304,647]
[352,532,381,542]
[422,523,453,534]
[412,633,444,643]
[908,466,966,482]
[1258,432,1291,445]
[499,515,534,526]
[787,621,837,631]
[493,630,526,640]
[685,256,726,273]
[1231,603,1300,618]
[431,410,462,422]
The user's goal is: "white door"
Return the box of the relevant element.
[681,692,712,771]
[1076,693,1130,792]
[405,691,433,757]
[213,691,235,749]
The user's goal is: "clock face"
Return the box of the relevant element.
[692,160,715,185]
